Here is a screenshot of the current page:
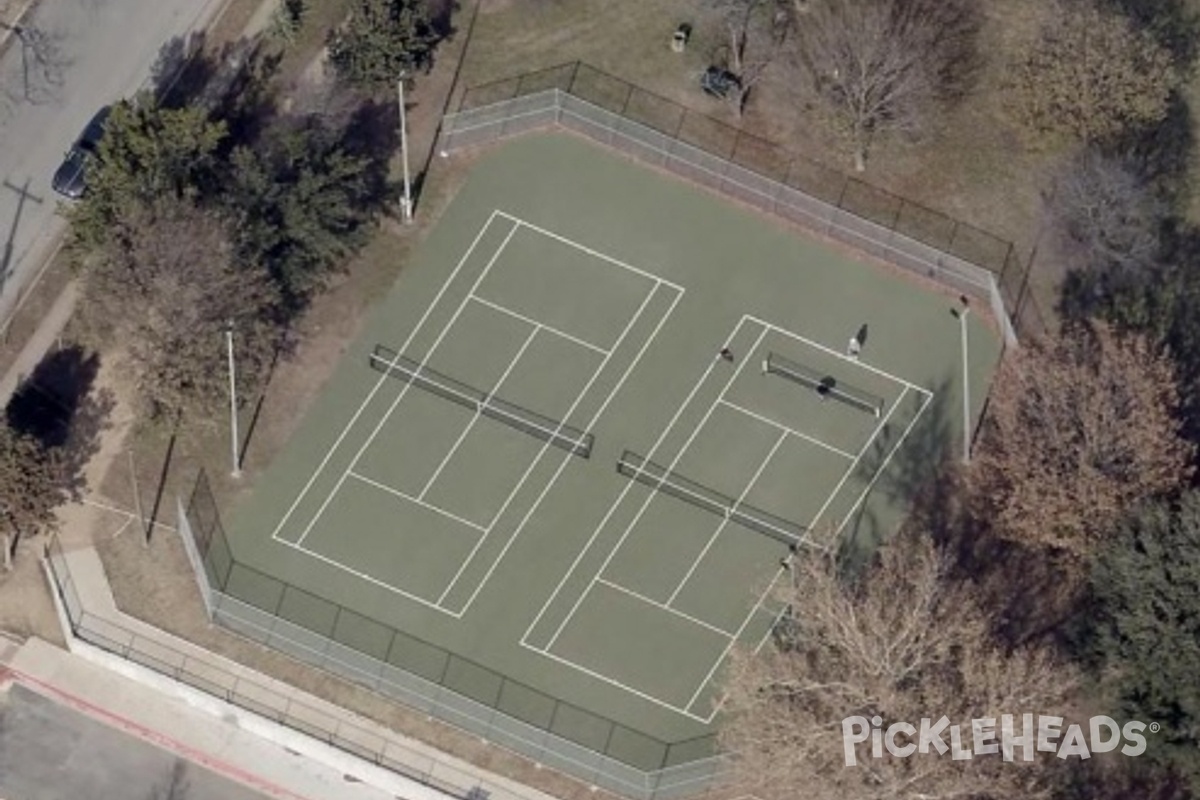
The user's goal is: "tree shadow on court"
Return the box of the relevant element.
[5,345,114,500]
[836,373,954,571]
[831,369,1082,647]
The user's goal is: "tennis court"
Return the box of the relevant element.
[221,133,1000,775]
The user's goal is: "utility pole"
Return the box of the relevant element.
[226,322,241,478]
[953,296,971,465]
[398,75,413,223]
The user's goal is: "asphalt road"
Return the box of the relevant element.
[0,0,228,329]
[0,683,271,800]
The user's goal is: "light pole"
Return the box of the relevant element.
[226,322,241,478]
[952,296,971,464]
[397,74,413,223]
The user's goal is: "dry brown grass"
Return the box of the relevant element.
[460,0,1060,261]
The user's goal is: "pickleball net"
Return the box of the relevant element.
[617,449,806,548]
[763,352,883,417]
[369,344,594,458]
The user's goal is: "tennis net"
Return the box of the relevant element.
[764,352,883,417]
[617,450,806,548]
[369,344,595,458]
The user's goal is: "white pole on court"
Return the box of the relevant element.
[398,75,413,224]
[226,322,241,478]
[955,298,971,464]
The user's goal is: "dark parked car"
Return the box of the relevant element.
[52,107,110,199]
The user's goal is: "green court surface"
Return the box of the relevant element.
[221,133,1002,771]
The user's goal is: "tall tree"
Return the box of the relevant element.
[0,423,64,569]
[1083,493,1200,792]
[82,198,280,422]
[719,534,1075,800]
[68,96,227,253]
[227,120,378,305]
[973,323,1192,562]
[327,0,440,91]
[1046,150,1166,278]
[1005,3,1176,144]
[790,0,979,171]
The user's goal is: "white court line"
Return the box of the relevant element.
[665,428,789,607]
[348,472,487,534]
[497,211,684,292]
[804,386,908,533]
[520,315,751,648]
[469,295,608,356]
[543,325,770,653]
[747,314,932,396]
[288,538,451,613]
[517,640,712,724]
[269,211,505,543]
[596,579,737,638]
[417,323,541,501]
[684,564,791,717]
[294,223,521,548]
[718,398,856,460]
[453,283,684,614]
[835,389,934,537]
[752,604,790,654]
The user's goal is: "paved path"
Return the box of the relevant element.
[34,546,562,800]
[0,678,274,800]
[0,0,229,332]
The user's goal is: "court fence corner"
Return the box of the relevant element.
[164,468,727,800]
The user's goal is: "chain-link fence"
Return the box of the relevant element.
[445,62,1051,345]
[175,471,724,800]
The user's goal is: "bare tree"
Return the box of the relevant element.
[708,0,792,115]
[1044,150,1166,278]
[973,323,1193,562]
[1005,2,1176,144]
[81,198,281,424]
[719,534,1076,800]
[790,0,979,171]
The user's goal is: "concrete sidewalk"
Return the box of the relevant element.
[40,544,562,800]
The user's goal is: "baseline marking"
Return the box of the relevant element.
[516,640,714,724]
[287,537,450,612]
[496,211,684,292]
[268,211,506,542]
[747,314,931,397]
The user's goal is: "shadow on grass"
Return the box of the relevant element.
[5,345,114,500]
